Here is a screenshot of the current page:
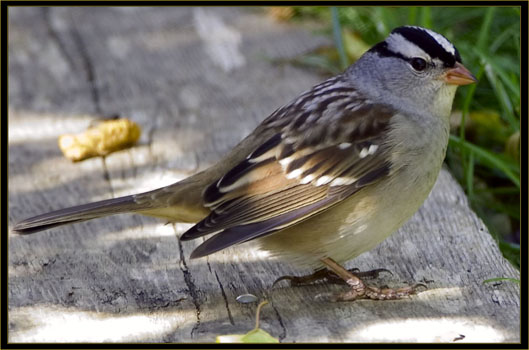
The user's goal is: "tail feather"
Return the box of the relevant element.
[13,195,143,234]
[13,170,214,235]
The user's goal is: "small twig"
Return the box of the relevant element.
[254,300,268,330]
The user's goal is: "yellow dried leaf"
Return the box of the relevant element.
[58,118,141,162]
[216,328,279,343]
[505,131,520,161]
[267,7,294,21]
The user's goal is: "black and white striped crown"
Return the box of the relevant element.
[370,26,461,67]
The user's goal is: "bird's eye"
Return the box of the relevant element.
[410,57,427,71]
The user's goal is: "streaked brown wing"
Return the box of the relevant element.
[180,76,396,258]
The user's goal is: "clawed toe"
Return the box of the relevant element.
[333,280,426,302]
[353,268,393,279]
[274,258,427,302]
[273,269,330,287]
[320,257,426,302]
[273,267,394,288]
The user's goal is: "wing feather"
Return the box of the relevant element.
[181,75,396,257]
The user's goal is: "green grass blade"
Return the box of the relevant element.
[483,277,520,284]
[476,7,495,50]
[407,7,418,25]
[459,65,484,140]
[331,7,348,70]
[449,135,520,188]
[465,152,475,198]
[490,23,519,53]
[419,7,432,27]
[477,55,520,131]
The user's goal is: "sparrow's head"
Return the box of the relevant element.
[348,26,477,117]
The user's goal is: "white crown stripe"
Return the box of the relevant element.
[386,32,429,59]
[421,27,456,55]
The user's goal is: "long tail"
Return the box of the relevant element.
[12,195,146,234]
[13,170,213,235]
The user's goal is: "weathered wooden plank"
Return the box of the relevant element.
[8,7,520,343]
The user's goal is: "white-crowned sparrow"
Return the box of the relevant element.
[14,26,476,301]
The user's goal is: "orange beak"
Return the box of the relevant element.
[443,62,478,86]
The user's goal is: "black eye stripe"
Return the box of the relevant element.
[369,42,431,68]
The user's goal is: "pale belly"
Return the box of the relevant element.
[259,111,450,269]
[257,162,442,269]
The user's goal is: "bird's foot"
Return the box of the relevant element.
[329,279,426,301]
[273,267,391,287]
[273,269,330,287]
[317,257,426,302]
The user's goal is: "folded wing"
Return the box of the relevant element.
[180,76,396,258]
